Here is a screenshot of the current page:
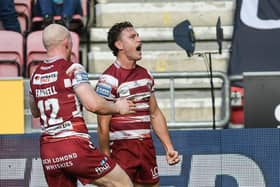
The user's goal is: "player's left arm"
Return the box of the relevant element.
[149,94,180,165]
[29,94,40,118]
[97,114,112,157]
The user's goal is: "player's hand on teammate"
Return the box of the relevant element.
[115,98,136,115]
[166,150,180,165]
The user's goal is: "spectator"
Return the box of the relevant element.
[29,24,135,187]
[96,21,180,187]
[0,0,21,33]
[33,0,82,28]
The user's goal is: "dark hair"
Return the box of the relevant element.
[107,21,134,56]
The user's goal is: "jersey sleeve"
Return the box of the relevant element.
[66,63,89,88]
[95,74,117,101]
[147,69,155,92]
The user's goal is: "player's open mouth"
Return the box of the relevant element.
[136,45,142,51]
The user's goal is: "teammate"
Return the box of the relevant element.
[29,24,134,187]
[96,21,180,187]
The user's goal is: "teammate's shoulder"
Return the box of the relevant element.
[68,63,85,70]
[66,63,86,76]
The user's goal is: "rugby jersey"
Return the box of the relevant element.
[29,57,90,139]
[96,61,155,140]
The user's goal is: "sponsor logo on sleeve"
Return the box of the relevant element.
[74,71,88,83]
[96,84,112,97]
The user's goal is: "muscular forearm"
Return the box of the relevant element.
[97,115,111,156]
[29,95,40,118]
[151,110,180,165]
[75,83,133,115]
[151,109,174,152]
[93,97,120,115]
[150,95,179,165]
[98,136,111,156]
[74,83,118,114]
[152,122,174,152]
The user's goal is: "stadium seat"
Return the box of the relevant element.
[0,21,3,30]
[70,0,88,32]
[0,30,24,77]
[26,30,80,77]
[14,0,32,35]
[31,0,88,32]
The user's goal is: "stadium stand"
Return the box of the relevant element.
[71,0,88,31]
[81,0,235,129]
[31,0,88,33]
[26,30,80,77]
[14,0,32,35]
[0,30,24,77]
[90,0,234,74]
[94,1,234,27]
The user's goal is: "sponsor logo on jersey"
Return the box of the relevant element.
[33,72,58,85]
[95,157,111,175]
[42,152,78,171]
[96,84,112,97]
[119,86,130,97]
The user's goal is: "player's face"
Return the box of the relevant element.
[118,27,142,61]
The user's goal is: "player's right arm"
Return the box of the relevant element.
[97,114,112,156]
[74,83,134,115]
[67,64,135,115]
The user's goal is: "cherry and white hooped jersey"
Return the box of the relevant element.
[29,57,90,138]
[95,61,155,140]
